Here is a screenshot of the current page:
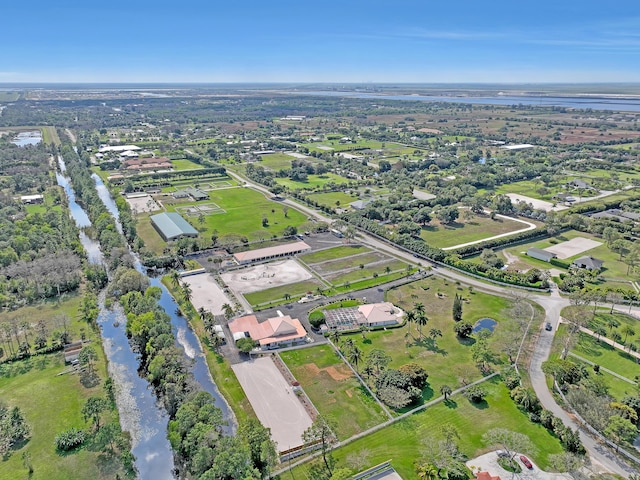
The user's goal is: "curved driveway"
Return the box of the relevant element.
[231,170,637,478]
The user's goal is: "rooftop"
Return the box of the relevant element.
[229,315,306,346]
[150,212,198,240]
[233,241,311,263]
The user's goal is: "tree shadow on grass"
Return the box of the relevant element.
[443,398,458,409]
[456,336,476,346]
[469,399,489,410]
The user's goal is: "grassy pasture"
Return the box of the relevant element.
[280,345,388,439]
[275,173,350,190]
[306,191,359,208]
[300,245,370,264]
[257,153,294,171]
[243,280,322,306]
[418,214,534,249]
[171,159,202,170]
[292,378,563,479]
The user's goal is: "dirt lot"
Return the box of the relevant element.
[181,272,232,315]
[125,194,161,213]
[506,193,567,212]
[232,357,313,450]
[544,237,603,259]
[221,259,312,294]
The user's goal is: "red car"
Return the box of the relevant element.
[519,455,533,469]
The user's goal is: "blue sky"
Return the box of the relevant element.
[2,0,639,83]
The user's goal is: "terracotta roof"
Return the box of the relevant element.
[476,472,501,480]
[229,315,307,346]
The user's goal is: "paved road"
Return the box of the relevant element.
[231,169,637,477]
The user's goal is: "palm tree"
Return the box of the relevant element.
[181,283,193,303]
[593,325,607,341]
[329,330,341,348]
[344,338,354,351]
[198,307,207,320]
[622,325,636,347]
[170,270,181,289]
[416,463,439,480]
[429,328,442,346]
[347,345,363,372]
[405,310,416,338]
[283,292,291,302]
[222,303,234,319]
[413,302,426,337]
[440,384,452,401]
[416,313,428,339]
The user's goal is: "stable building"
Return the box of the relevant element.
[233,241,311,265]
[150,212,198,241]
[573,256,604,270]
[526,248,557,263]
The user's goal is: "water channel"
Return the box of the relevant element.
[55,156,235,479]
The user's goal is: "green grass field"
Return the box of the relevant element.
[587,310,640,349]
[138,186,308,253]
[419,214,534,249]
[280,346,388,439]
[257,153,294,171]
[0,91,20,101]
[243,280,322,306]
[300,245,370,264]
[306,191,359,208]
[292,377,563,479]
[275,173,350,190]
[327,260,408,285]
[572,331,639,381]
[171,159,203,170]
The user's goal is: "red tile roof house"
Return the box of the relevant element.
[476,472,501,480]
[123,157,173,171]
[229,314,307,350]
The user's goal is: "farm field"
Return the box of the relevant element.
[171,159,202,170]
[137,186,308,253]
[419,214,536,249]
[306,191,359,208]
[300,245,370,264]
[292,378,564,479]
[257,153,295,171]
[280,345,388,439]
[275,173,350,190]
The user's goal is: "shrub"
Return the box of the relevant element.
[55,428,86,451]
[464,385,486,403]
[454,322,473,338]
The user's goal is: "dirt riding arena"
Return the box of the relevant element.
[302,362,352,381]
[232,357,313,450]
[221,259,312,294]
[544,237,602,259]
[180,273,232,316]
[125,193,161,214]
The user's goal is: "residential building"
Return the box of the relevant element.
[229,315,307,349]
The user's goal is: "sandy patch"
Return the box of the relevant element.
[544,237,602,259]
[125,194,161,213]
[303,363,352,381]
[286,152,311,159]
[232,357,313,450]
[506,193,567,212]
[221,259,312,294]
[181,273,232,316]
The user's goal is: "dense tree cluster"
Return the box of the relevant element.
[0,401,30,457]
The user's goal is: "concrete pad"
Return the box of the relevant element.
[221,259,312,294]
[506,193,568,212]
[544,237,602,259]
[181,273,232,316]
[232,357,313,451]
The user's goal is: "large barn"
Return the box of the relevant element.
[150,212,199,241]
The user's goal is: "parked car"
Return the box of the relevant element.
[519,455,533,469]
[545,322,553,331]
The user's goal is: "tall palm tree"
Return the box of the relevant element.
[621,325,636,347]
[347,345,363,372]
[413,302,426,337]
[416,313,428,339]
[416,463,439,480]
[405,310,416,338]
[429,328,442,346]
[181,283,193,303]
[222,303,234,319]
[170,270,181,289]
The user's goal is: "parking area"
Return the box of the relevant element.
[231,357,313,451]
[466,452,571,480]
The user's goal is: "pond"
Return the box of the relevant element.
[473,317,497,333]
[12,131,42,147]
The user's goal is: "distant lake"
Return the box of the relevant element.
[12,131,42,146]
[285,91,640,112]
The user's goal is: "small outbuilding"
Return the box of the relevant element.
[150,212,199,241]
[526,248,557,263]
[572,256,604,270]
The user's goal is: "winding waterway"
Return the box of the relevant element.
[55,155,236,479]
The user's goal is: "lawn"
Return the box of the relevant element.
[138,186,308,253]
[275,173,350,190]
[300,245,370,264]
[171,159,203,170]
[571,330,640,381]
[419,214,534,249]
[292,377,563,479]
[327,260,408,286]
[568,356,637,401]
[587,310,640,349]
[307,191,359,208]
[243,280,323,307]
[312,252,386,274]
[280,345,388,439]
[257,153,294,171]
